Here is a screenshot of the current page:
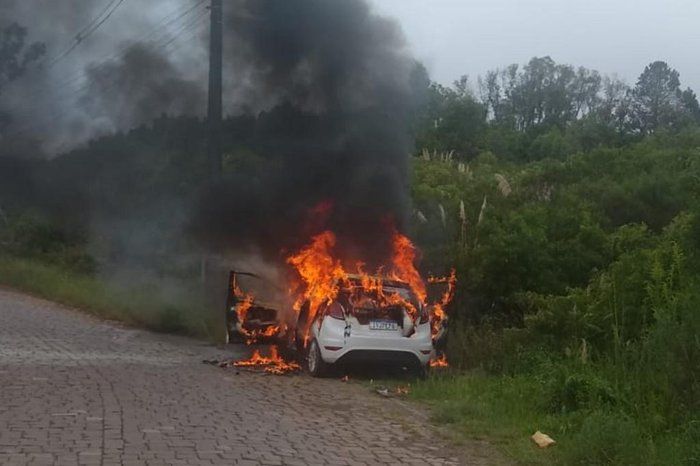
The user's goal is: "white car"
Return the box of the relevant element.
[295,275,434,377]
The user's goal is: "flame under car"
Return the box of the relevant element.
[294,275,433,377]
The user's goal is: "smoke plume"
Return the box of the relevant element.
[0,0,206,154]
[0,0,421,273]
[198,0,417,267]
[80,43,205,131]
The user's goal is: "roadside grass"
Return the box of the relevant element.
[0,256,222,341]
[405,371,698,466]
[410,372,557,465]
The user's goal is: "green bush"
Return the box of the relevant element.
[0,212,96,273]
[541,366,617,414]
[412,133,700,463]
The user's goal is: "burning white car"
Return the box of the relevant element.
[227,230,455,376]
[295,275,433,377]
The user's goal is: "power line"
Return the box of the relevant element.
[52,0,207,93]
[1,6,211,141]
[45,0,128,69]
[159,8,210,51]
[80,0,127,41]
[75,0,122,46]
[33,0,119,69]
[1,1,208,117]
[51,0,207,93]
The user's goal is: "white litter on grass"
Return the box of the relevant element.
[531,431,556,448]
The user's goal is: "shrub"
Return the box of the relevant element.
[0,212,95,273]
[541,365,617,414]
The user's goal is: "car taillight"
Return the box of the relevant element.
[327,302,345,320]
[419,306,429,324]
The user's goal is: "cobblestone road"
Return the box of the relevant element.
[0,289,501,466]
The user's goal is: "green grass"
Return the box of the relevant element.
[405,371,698,465]
[407,372,563,465]
[0,256,222,341]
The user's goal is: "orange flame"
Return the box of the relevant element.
[390,230,427,303]
[395,385,411,395]
[233,346,301,375]
[243,325,282,345]
[286,231,347,340]
[232,287,282,344]
[430,354,449,368]
[231,229,458,374]
[236,294,255,325]
[353,262,420,320]
[285,229,457,340]
[428,268,457,335]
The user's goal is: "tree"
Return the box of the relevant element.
[415,77,486,159]
[479,57,602,132]
[679,87,700,123]
[598,76,632,131]
[630,61,685,133]
[570,67,602,118]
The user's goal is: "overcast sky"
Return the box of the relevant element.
[370,0,700,92]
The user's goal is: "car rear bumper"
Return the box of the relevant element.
[315,319,433,366]
[334,349,426,367]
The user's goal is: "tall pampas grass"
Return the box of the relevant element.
[477,196,488,226]
[420,148,455,163]
[474,195,488,247]
[495,173,512,197]
[459,200,467,245]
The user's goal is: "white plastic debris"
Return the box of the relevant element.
[376,387,390,397]
[531,431,556,448]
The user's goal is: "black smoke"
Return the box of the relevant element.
[0,0,422,272]
[197,0,417,267]
[80,44,205,129]
[0,0,206,154]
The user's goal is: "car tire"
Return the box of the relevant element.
[416,363,429,380]
[307,339,328,377]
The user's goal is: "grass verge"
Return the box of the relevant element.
[0,256,222,341]
[407,371,698,465]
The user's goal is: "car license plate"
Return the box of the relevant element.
[369,320,398,331]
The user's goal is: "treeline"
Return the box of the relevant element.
[414,57,700,161]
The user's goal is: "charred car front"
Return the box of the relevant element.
[224,271,282,344]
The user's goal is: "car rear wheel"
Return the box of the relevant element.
[307,339,328,377]
[416,363,429,380]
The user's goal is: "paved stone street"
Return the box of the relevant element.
[0,288,500,466]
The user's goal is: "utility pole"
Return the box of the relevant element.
[203,0,223,287]
[207,0,223,185]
